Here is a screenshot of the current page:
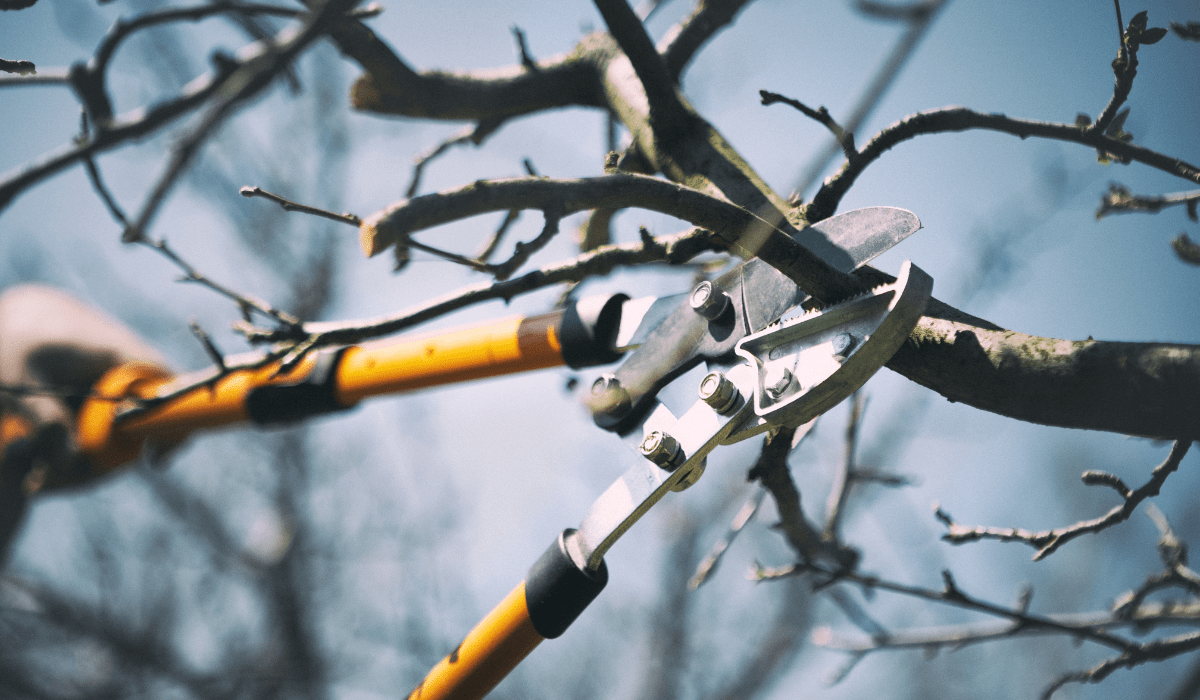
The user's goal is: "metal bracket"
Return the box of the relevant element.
[725,260,932,443]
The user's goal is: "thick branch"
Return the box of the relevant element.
[343,25,611,119]
[885,298,1200,439]
[359,174,862,301]
[593,0,689,134]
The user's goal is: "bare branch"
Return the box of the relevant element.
[360,173,863,302]
[824,393,866,540]
[0,58,36,76]
[476,209,521,263]
[511,26,538,72]
[1173,233,1200,266]
[241,225,723,346]
[0,67,69,87]
[240,185,362,226]
[808,107,1200,222]
[345,24,609,119]
[1097,183,1200,219]
[867,273,1200,441]
[791,0,948,199]
[659,0,755,80]
[1045,632,1200,699]
[689,488,765,590]
[760,90,856,161]
[143,236,302,329]
[937,440,1192,559]
[123,0,358,242]
[593,0,689,134]
[815,599,1200,654]
[187,320,227,374]
[759,563,1136,652]
[405,119,504,198]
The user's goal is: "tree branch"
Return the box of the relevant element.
[344,26,610,119]
[241,226,723,346]
[593,0,690,135]
[807,107,1200,222]
[660,0,756,80]
[123,0,358,242]
[1096,184,1200,219]
[881,295,1200,440]
[359,174,863,301]
[936,441,1192,559]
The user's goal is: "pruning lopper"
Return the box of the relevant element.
[70,207,932,700]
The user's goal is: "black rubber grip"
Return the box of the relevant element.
[525,529,608,639]
[245,348,355,424]
[559,295,627,369]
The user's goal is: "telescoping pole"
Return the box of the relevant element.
[408,530,607,700]
[76,294,627,473]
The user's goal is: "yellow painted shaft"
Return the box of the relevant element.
[75,312,567,473]
[336,312,564,405]
[408,582,545,700]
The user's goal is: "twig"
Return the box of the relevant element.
[359,172,865,304]
[76,113,302,333]
[791,0,949,201]
[239,185,361,226]
[1096,184,1200,219]
[405,119,504,198]
[757,564,1135,652]
[1085,5,1168,139]
[824,392,866,540]
[145,236,302,329]
[78,112,131,227]
[0,3,368,212]
[1173,234,1200,266]
[187,321,227,374]
[239,225,723,346]
[760,90,856,161]
[511,26,537,72]
[660,0,755,80]
[1044,632,1200,699]
[476,210,520,263]
[815,599,1200,654]
[807,106,1200,222]
[688,489,765,590]
[122,0,357,243]
[0,68,70,87]
[936,440,1192,560]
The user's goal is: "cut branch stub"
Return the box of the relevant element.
[357,174,865,303]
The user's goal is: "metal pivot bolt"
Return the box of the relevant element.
[640,430,683,471]
[831,332,856,361]
[591,374,631,416]
[698,371,739,414]
[689,281,730,321]
[763,366,796,400]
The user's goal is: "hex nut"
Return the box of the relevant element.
[639,430,683,470]
[698,371,739,414]
[689,281,730,321]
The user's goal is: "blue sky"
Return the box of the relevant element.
[1,1,1199,698]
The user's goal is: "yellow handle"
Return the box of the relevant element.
[76,312,567,473]
[337,312,563,404]
[408,583,545,700]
